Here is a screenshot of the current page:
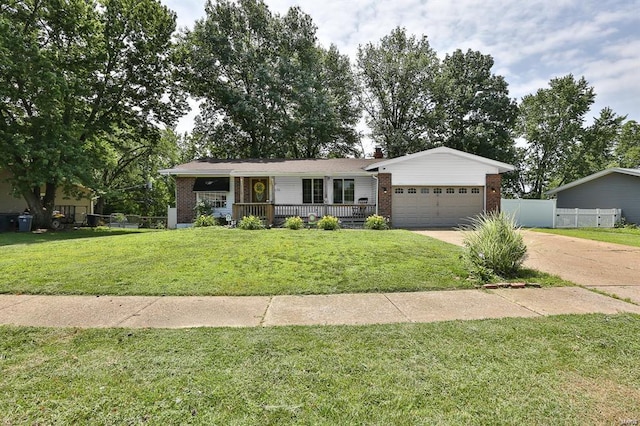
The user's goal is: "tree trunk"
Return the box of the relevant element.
[21,183,57,228]
[95,197,105,215]
[22,187,47,228]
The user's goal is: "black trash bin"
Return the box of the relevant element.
[0,214,19,232]
[87,214,98,227]
[18,215,33,232]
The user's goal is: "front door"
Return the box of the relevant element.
[251,178,269,203]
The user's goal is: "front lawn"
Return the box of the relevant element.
[535,227,640,247]
[2,314,639,424]
[0,228,566,296]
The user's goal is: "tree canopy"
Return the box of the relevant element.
[517,75,595,198]
[613,120,640,169]
[356,27,439,158]
[434,49,518,164]
[356,29,518,164]
[0,0,185,226]
[179,0,361,159]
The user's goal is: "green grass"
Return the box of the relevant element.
[2,314,639,424]
[0,226,156,246]
[534,227,640,247]
[0,227,567,296]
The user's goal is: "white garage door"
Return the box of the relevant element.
[392,186,484,228]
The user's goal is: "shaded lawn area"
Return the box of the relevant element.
[2,314,640,424]
[0,228,566,296]
[534,227,640,248]
[0,227,157,247]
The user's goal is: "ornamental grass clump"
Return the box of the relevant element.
[364,214,389,230]
[193,215,218,227]
[283,216,304,230]
[461,211,527,281]
[317,215,340,230]
[238,215,265,230]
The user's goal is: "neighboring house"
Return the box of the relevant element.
[0,169,94,228]
[546,168,640,224]
[160,146,515,229]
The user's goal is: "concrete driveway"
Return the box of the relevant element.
[415,229,640,303]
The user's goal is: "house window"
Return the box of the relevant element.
[421,188,429,194]
[446,188,455,194]
[333,179,355,204]
[395,188,404,194]
[472,188,480,194]
[196,192,227,209]
[434,188,442,194]
[407,188,417,194]
[303,179,324,204]
[458,188,467,194]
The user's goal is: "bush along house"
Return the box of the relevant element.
[159,147,515,229]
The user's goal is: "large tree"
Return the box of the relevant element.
[356,27,439,158]
[561,107,625,183]
[613,120,640,169]
[517,75,595,198]
[0,0,185,227]
[92,127,180,216]
[180,0,360,159]
[434,49,518,164]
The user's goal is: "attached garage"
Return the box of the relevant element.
[392,186,484,227]
[366,147,514,228]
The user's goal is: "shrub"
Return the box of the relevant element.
[461,211,527,281]
[194,199,214,217]
[193,215,217,227]
[284,216,304,230]
[615,217,638,229]
[317,215,340,230]
[364,214,389,230]
[238,215,265,230]
[111,213,127,224]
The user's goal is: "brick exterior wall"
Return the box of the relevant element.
[377,173,392,220]
[242,177,251,202]
[176,177,197,223]
[234,177,241,203]
[485,174,502,212]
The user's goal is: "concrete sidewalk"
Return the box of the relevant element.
[1,287,639,329]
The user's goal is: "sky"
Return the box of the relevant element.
[162,0,640,147]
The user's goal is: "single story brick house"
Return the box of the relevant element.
[546,167,640,224]
[160,146,515,228]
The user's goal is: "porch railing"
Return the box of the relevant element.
[233,203,376,227]
[233,203,275,225]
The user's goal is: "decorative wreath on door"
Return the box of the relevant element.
[254,182,265,194]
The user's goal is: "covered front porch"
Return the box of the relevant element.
[231,175,377,227]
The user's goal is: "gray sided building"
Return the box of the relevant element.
[546,168,640,225]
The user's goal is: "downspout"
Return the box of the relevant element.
[372,175,379,215]
[174,175,178,210]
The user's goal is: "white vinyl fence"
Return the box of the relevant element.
[554,208,622,228]
[502,199,622,228]
[501,199,556,228]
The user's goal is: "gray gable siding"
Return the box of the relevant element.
[555,173,640,224]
